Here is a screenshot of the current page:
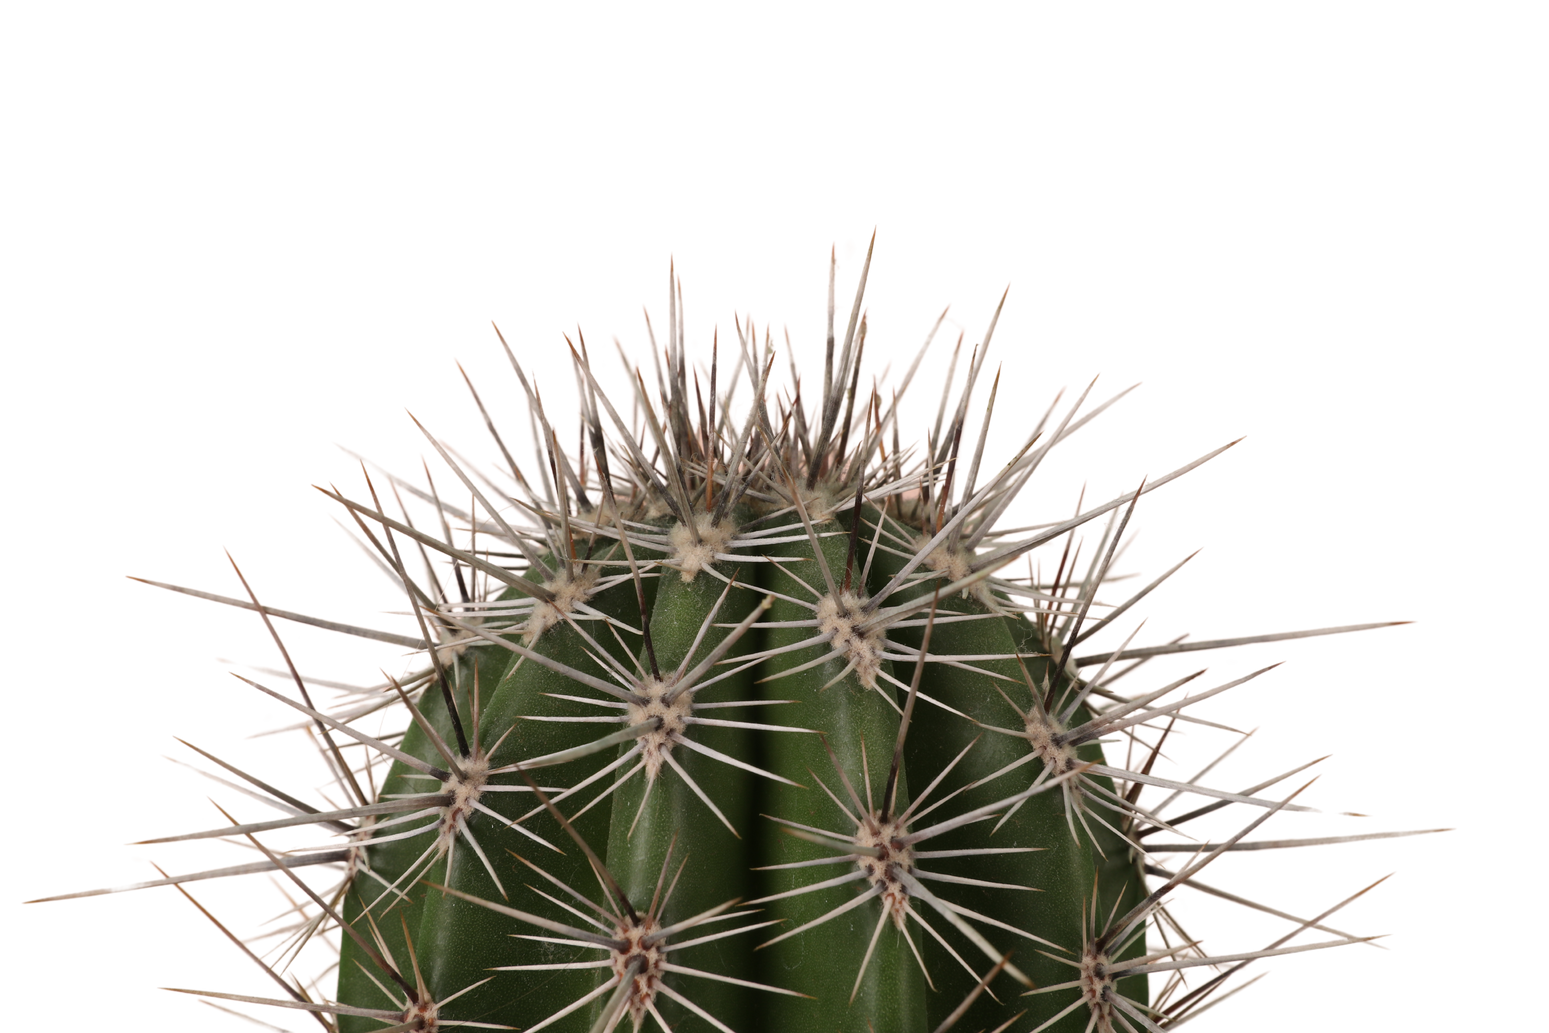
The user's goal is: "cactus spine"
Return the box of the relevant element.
[33,245,1427,1033]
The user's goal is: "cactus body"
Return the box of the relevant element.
[337,561,646,1031]
[600,564,762,1031]
[752,515,927,1033]
[37,251,1426,1033]
[333,624,511,1032]
[904,602,1150,1032]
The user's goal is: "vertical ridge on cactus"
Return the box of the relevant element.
[28,248,1433,1033]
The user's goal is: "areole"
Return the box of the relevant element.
[29,242,1432,1033]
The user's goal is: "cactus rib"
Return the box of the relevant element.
[29,250,1434,1033]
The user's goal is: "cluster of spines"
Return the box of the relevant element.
[31,246,1435,1033]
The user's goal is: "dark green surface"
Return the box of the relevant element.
[335,513,1150,1031]
[338,556,647,1030]
[1004,610,1151,1020]
[751,518,927,1033]
[599,564,763,1031]
[866,510,1148,1033]
[335,590,520,1031]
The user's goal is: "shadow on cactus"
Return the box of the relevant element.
[31,242,1441,1033]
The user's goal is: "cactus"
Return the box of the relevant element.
[31,245,1434,1033]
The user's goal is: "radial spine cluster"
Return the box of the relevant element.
[31,242,1436,1033]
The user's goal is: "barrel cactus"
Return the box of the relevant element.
[33,244,1427,1032]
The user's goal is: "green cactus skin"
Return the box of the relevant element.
[751,515,927,1033]
[339,548,647,1028]
[333,602,517,1033]
[598,563,764,1032]
[375,484,1157,1032]
[51,238,1449,1033]
[850,493,1151,1033]
[890,594,1149,1033]
[997,603,1153,1015]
